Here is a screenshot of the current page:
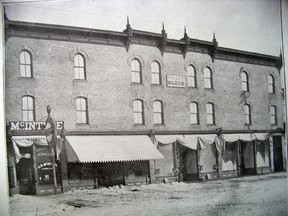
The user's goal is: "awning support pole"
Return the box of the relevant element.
[51,149,57,195]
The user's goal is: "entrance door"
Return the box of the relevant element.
[273,136,283,172]
[240,141,256,175]
[179,145,198,181]
[16,146,36,195]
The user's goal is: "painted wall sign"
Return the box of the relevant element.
[9,121,64,131]
[166,75,186,88]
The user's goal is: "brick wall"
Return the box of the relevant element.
[5,37,283,132]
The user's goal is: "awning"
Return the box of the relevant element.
[65,135,164,163]
[12,136,48,147]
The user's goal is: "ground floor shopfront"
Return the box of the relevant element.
[7,128,286,195]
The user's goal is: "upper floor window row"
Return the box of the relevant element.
[22,95,35,121]
[74,54,86,80]
[20,50,32,78]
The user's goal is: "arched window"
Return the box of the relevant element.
[151,61,161,85]
[244,104,251,125]
[190,102,199,124]
[270,105,277,125]
[131,59,142,83]
[268,75,275,93]
[74,54,86,80]
[187,65,196,87]
[241,71,249,92]
[204,67,213,89]
[20,50,32,78]
[22,96,35,121]
[153,100,164,124]
[76,97,88,124]
[133,100,144,124]
[206,103,215,125]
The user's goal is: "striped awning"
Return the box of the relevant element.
[65,135,164,163]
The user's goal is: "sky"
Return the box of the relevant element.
[3,0,284,56]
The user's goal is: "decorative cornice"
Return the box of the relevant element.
[5,20,282,68]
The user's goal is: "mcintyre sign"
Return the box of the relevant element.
[9,121,64,131]
[166,75,186,88]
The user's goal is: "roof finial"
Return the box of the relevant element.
[184,26,187,34]
[213,31,216,40]
[162,22,165,31]
[127,16,129,25]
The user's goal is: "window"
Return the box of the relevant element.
[131,59,142,83]
[190,102,199,124]
[206,103,215,125]
[153,100,163,124]
[74,54,86,80]
[244,104,251,125]
[151,61,161,85]
[270,105,277,125]
[268,75,275,93]
[187,65,196,87]
[76,97,88,124]
[204,67,213,89]
[133,100,144,124]
[241,71,249,92]
[20,50,32,78]
[22,96,35,121]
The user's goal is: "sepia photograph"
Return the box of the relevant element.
[0,0,287,215]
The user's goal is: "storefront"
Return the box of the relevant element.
[154,132,280,182]
[7,121,64,195]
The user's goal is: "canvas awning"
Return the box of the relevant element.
[65,135,164,163]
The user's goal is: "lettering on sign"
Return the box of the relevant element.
[166,75,186,88]
[9,121,64,131]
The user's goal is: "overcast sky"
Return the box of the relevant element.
[3,0,285,56]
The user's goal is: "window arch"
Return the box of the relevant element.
[131,59,142,83]
[270,105,277,125]
[204,67,213,89]
[74,54,86,80]
[153,100,164,124]
[20,50,32,78]
[190,102,199,124]
[133,100,144,124]
[76,97,88,124]
[268,75,275,93]
[206,103,215,125]
[151,61,161,85]
[244,104,251,125]
[241,71,249,92]
[187,65,196,87]
[22,96,35,121]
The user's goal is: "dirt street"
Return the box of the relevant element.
[9,172,287,216]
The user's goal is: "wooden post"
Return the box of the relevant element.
[217,151,222,179]
[32,145,38,194]
[51,148,57,195]
[253,141,257,174]
[236,140,241,176]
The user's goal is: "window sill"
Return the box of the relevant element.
[151,84,163,87]
[73,79,87,82]
[130,82,144,86]
[204,88,215,91]
[153,124,165,127]
[19,77,34,80]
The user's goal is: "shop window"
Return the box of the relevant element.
[190,102,199,124]
[187,65,196,87]
[74,54,86,80]
[131,59,142,83]
[204,67,213,89]
[151,61,161,85]
[20,50,32,78]
[270,105,277,125]
[153,100,164,124]
[241,71,249,92]
[76,97,88,124]
[133,99,144,124]
[206,103,215,125]
[268,75,275,94]
[22,96,35,121]
[244,104,251,125]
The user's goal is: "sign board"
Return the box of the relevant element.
[166,75,186,88]
[9,121,64,131]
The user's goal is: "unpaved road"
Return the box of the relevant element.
[9,172,287,216]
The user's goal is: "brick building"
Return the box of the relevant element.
[5,15,286,195]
